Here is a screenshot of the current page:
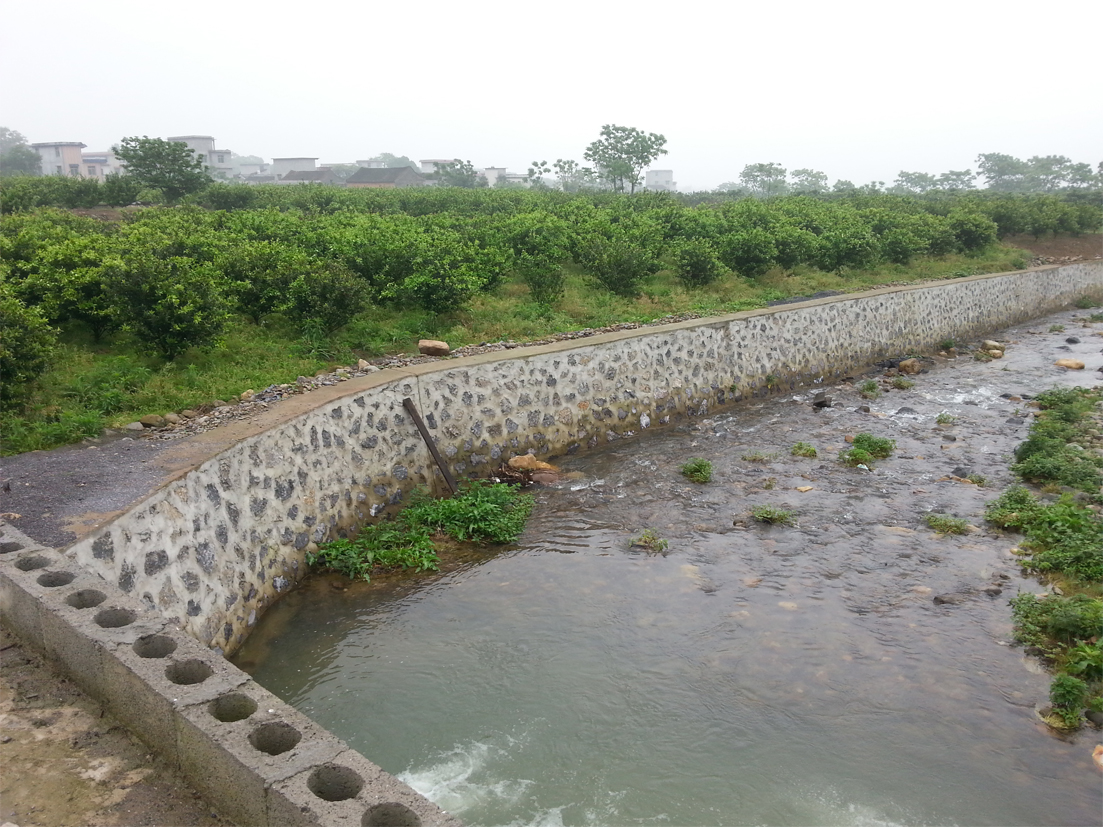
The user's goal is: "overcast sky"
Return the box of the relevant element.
[3,0,1100,192]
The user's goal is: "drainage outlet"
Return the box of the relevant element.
[363,803,422,827]
[209,692,258,723]
[132,635,178,659]
[248,722,302,756]
[165,659,214,686]
[308,764,364,801]
[94,608,137,628]
[37,571,76,588]
[65,589,107,609]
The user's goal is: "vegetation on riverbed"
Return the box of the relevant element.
[986,386,1103,729]
[751,505,796,525]
[925,514,971,535]
[3,184,1094,456]
[790,442,818,458]
[680,458,713,483]
[306,481,534,581]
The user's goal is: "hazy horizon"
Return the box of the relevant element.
[3,0,1099,192]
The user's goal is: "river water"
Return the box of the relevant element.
[234,309,1103,827]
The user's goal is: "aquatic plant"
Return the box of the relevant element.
[936,411,956,425]
[858,379,880,399]
[751,505,795,525]
[681,458,713,484]
[740,450,777,463]
[891,377,915,390]
[925,513,970,535]
[966,474,988,487]
[852,432,896,459]
[630,529,668,553]
[839,447,875,468]
[790,442,817,458]
[1049,324,1066,333]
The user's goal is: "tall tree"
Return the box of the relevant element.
[364,153,418,169]
[0,127,39,177]
[436,159,481,188]
[976,153,1029,191]
[933,169,976,190]
[583,125,667,194]
[113,136,211,201]
[789,168,828,194]
[739,163,788,198]
[891,170,937,194]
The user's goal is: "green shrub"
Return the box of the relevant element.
[673,239,724,287]
[518,255,565,307]
[859,379,880,399]
[716,228,777,278]
[105,254,230,359]
[287,262,366,335]
[680,458,713,483]
[891,377,914,390]
[948,209,998,252]
[985,486,1044,529]
[1048,674,1088,728]
[576,235,660,297]
[0,286,57,409]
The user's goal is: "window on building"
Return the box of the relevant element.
[56,165,63,174]
[55,147,61,157]
[69,164,80,176]
[217,155,224,164]
[88,166,97,176]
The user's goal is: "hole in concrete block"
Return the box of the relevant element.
[165,659,214,685]
[248,721,302,755]
[15,555,51,571]
[94,607,136,628]
[363,803,422,827]
[0,541,24,554]
[66,589,106,609]
[37,571,76,588]
[307,764,364,802]
[133,634,177,659]
[209,692,257,723]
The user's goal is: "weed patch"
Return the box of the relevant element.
[891,377,915,390]
[858,379,880,399]
[681,458,713,484]
[740,450,777,463]
[852,433,896,459]
[307,480,534,581]
[790,442,817,458]
[936,412,956,425]
[925,514,970,534]
[751,505,795,525]
[630,529,668,554]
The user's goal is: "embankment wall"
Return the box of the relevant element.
[64,262,1103,654]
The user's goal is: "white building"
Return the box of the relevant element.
[271,157,318,180]
[31,141,86,176]
[81,150,124,181]
[166,135,235,178]
[645,169,676,192]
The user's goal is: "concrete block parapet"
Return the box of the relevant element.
[0,522,460,826]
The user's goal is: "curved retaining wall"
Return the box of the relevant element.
[64,261,1103,655]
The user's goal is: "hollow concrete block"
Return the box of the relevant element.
[268,749,461,827]
[98,626,249,767]
[0,545,66,646]
[177,680,348,827]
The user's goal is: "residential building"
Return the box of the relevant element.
[482,167,507,187]
[81,150,124,181]
[271,157,318,179]
[356,159,386,168]
[645,169,676,192]
[346,167,427,189]
[274,168,342,186]
[166,135,234,178]
[419,159,456,174]
[31,141,86,176]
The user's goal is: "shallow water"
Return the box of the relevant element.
[236,311,1103,827]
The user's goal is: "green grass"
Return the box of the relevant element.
[936,411,956,425]
[852,432,896,458]
[1089,313,1103,323]
[751,505,795,525]
[680,458,713,483]
[740,450,777,463]
[1074,297,1100,309]
[925,514,970,534]
[306,481,534,581]
[891,377,915,390]
[790,442,817,458]
[1049,324,1065,333]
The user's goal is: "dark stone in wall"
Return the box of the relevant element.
[92,534,115,561]
[118,562,136,593]
[206,484,221,507]
[182,571,200,593]
[196,542,216,574]
[145,549,169,576]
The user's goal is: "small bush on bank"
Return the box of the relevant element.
[681,458,713,483]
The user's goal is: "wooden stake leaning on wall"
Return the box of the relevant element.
[402,397,458,495]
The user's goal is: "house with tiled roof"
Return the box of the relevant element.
[346,167,427,189]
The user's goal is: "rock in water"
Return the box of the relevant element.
[508,454,558,472]
[418,339,450,357]
[1055,359,1085,370]
[898,358,922,375]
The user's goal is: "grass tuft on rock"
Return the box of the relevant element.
[680,458,713,484]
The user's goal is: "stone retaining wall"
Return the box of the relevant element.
[65,262,1103,655]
